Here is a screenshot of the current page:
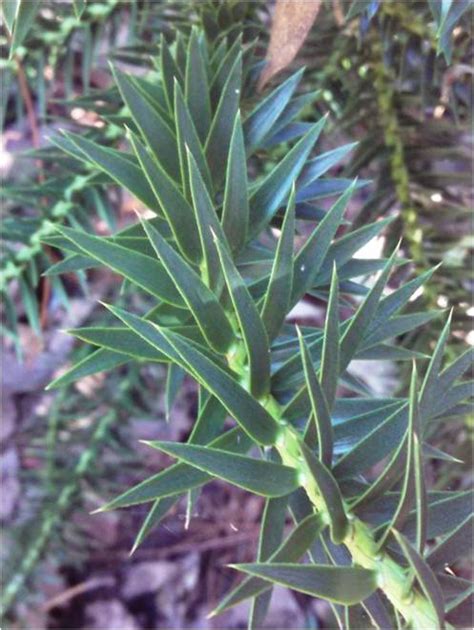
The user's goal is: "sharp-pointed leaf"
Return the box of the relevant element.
[130,496,177,555]
[147,442,299,497]
[297,329,333,467]
[222,111,249,252]
[159,34,182,112]
[174,80,212,199]
[300,442,348,543]
[140,219,233,354]
[205,52,243,186]
[392,531,445,629]
[213,513,323,616]
[291,182,355,306]
[107,309,279,445]
[69,326,168,362]
[244,68,304,152]
[300,143,358,187]
[249,119,326,237]
[187,149,225,290]
[57,225,183,305]
[340,250,398,371]
[113,67,180,180]
[232,564,377,605]
[213,235,270,398]
[131,134,201,264]
[54,132,159,211]
[260,188,295,341]
[185,29,211,143]
[377,367,420,550]
[321,265,340,409]
[165,364,186,422]
[47,349,128,390]
[249,494,289,628]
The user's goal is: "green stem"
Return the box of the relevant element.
[275,423,438,629]
[252,383,439,626]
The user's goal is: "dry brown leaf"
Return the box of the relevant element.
[258,0,322,91]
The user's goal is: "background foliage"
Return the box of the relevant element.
[1,1,472,628]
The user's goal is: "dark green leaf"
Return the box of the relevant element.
[57,225,183,306]
[106,308,280,445]
[69,326,168,362]
[185,28,211,143]
[186,148,225,291]
[53,132,159,211]
[205,52,243,186]
[47,349,128,390]
[334,405,407,479]
[250,494,288,628]
[244,68,304,152]
[19,276,40,335]
[222,111,249,253]
[210,34,242,105]
[297,329,333,467]
[165,364,186,422]
[300,143,358,186]
[420,313,451,415]
[320,265,340,410]
[300,442,348,543]
[376,368,419,551]
[130,496,177,555]
[213,235,270,399]
[291,182,355,306]
[159,33,182,112]
[249,119,326,237]
[131,134,201,264]
[340,249,398,371]
[140,219,233,354]
[113,67,180,180]
[212,513,323,616]
[260,187,295,341]
[174,79,212,199]
[231,563,377,605]
[98,427,250,511]
[392,531,445,629]
[146,442,299,497]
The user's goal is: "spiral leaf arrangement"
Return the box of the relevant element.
[46,30,472,629]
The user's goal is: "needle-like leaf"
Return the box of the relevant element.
[320,264,340,409]
[297,329,333,468]
[213,234,271,399]
[222,111,249,253]
[299,442,348,543]
[185,28,211,143]
[56,225,183,306]
[146,441,299,497]
[130,134,202,265]
[113,67,180,180]
[230,563,377,605]
[140,219,233,355]
[393,531,445,629]
[260,186,295,341]
[212,513,323,616]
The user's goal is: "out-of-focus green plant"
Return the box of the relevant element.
[45,29,473,629]
[1,1,262,355]
[298,0,473,355]
[0,357,160,620]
